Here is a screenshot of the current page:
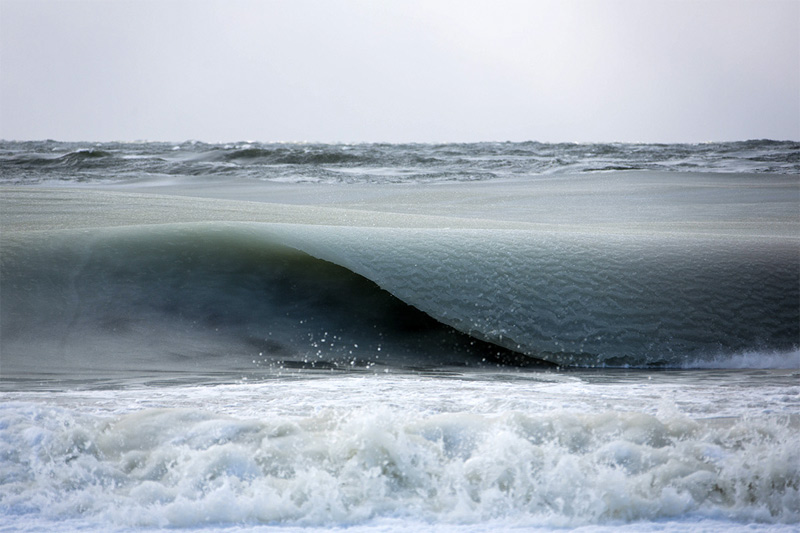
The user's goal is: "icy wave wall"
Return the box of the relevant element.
[2,212,797,371]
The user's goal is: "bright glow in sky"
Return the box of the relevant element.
[1,0,798,143]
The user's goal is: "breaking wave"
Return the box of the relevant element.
[2,221,797,378]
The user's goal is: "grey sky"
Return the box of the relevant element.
[1,0,798,143]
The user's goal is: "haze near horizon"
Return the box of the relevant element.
[1,0,798,144]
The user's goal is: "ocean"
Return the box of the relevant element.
[1,140,798,532]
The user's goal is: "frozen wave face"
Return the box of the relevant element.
[2,220,797,376]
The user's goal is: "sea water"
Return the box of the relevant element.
[0,140,798,532]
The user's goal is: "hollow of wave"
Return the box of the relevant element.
[1,225,542,384]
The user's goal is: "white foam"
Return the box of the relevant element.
[2,372,798,531]
[681,348,800,370]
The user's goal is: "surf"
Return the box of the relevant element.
[2,381,798,529]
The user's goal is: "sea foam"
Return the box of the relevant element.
[1,396,797,529]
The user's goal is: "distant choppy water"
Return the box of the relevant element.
[1,140,798,532]
[1,139,798,184]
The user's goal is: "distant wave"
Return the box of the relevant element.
[222,147,365,165]
[3,148,113,168]
[1,140,798,185]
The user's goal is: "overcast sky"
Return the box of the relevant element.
[1,0,798,143]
